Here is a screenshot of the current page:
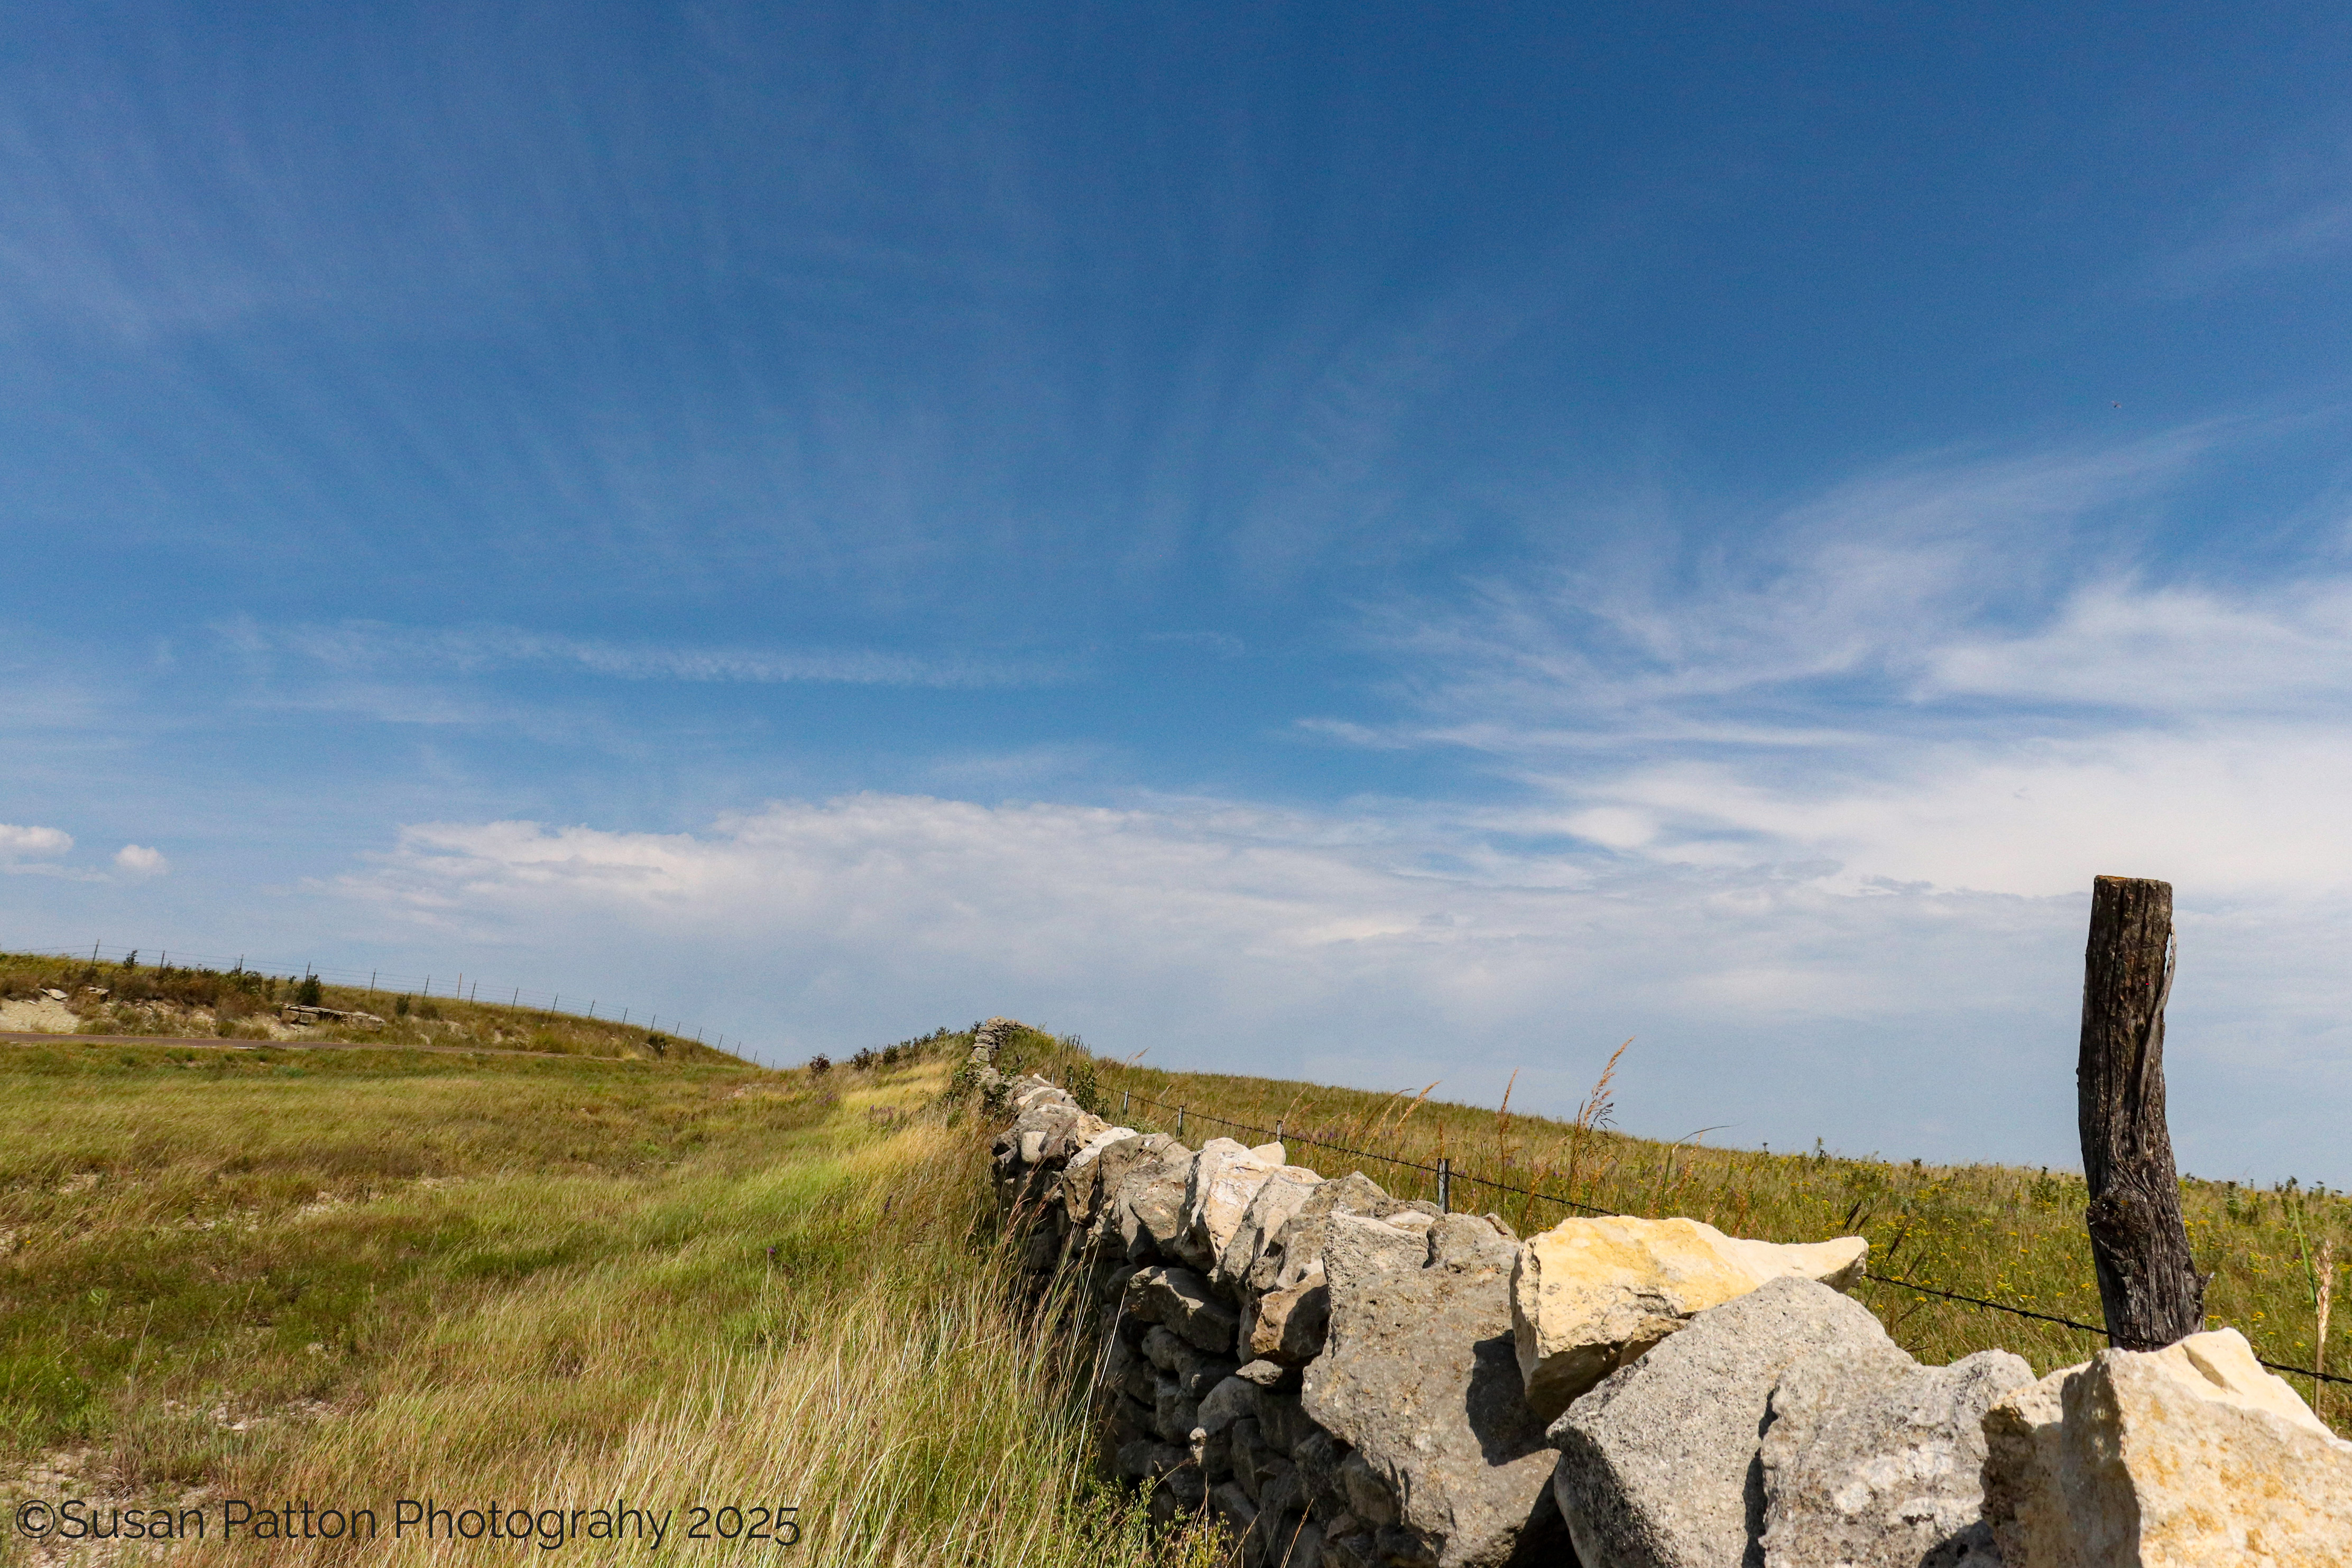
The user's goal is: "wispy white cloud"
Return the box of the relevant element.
[0,822,105,881]
[2146,120,2352,292]
[114,844,168,878]
[233,620,1069,690]
[330,786,2352,1180]
[0,823,72,860]
[312,422,2352,1182]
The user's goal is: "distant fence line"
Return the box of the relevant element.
[1109,1086,2352,1392]
[9,939,740,1057]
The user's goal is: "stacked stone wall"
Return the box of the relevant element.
[972,1021,2352,1568]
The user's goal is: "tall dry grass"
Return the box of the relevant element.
[1091,1049,2352,1434]
[0,1038,1225,1565]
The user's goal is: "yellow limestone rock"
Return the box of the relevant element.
[1984,1328,2352,1567]
[1510,1215,1868,1421]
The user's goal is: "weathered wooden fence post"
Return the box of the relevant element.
[2078,874,2205,1349]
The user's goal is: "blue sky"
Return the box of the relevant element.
[7,1,2352,1181]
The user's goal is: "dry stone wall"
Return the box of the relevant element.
[971,1023,2352,1568]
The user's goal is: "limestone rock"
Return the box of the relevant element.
[1087,1135,1182,1244]
[1983,1328,2352,1568]
[1512,1214,1869,1421]
[1248,1173,1433,1296]
[1237,1357,1303,1390]
[1213,1480,1259,1535]
[1551,1276,1899,1568]
[1058,1124,1140,1223]
[1180,1138,1321,1273]
[1248,1277,1333,1364]
[1197,1374,1260,1436]
[1981,1363,2078,1568]
[1216,1165,1325,1294]
[1112,1143,1196,1262]
[1125,1264,1239,1353]
[1303,1211,1567,1568]
[1233,1177,1440,1367]
[1760,1345,2031,1567]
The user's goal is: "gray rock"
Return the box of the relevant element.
[1102,1391,1155,1451]
[1018,1227,1060,1271]
[1118,1437,1187,1480]
[1197,1375,1260,1435]
[1214,1481,1260,1535]
[1096,1260,1137,1304]
[1216,1167,1324,1293]
[1320,1211,1434,1285]
[1247,1174,1431,1296]
[1339,1449,1399,1528]
[1760,1346,2030,1568]
[1194,1421,1233,1480]
[1139,1325,1240,1396]
[1126,1264,1240,1353]
[1302,1211,1566,1568]
[1293,1427,1352,1517]
[1142,1324,1188,1371]
[1245,1276,1333,1365]
[1237,1357,1303,1390]
[1232,1416,1272,1501]
[1552,1276,1900,1568]
[1154,1378,1202,1444]
[1255,1511,1324,1568]
[1121,1169,1194,1262]
[1119,1349,1159,1406]
[1162,1464,1207,1510]
[1257,1389,1318,1454]
[1087,1134,1181,1227]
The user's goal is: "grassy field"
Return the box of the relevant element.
[0,1032,1222,1566]
[0,951,738,1062]
[5,1011,2341,1564]
[1063,1045,2351,1435]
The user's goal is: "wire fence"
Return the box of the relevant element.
[5,940,742,1056]
[1109,1086,2352,1391]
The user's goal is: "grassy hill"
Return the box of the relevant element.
[0,951,737,1062]
[0,1028,1221,1566]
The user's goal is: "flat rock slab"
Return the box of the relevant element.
[1304,1214,1566,1568]
[1761,1346,2030,1568]
[1984,1328,2352,1568]
[1513,1215,1869,1423]
[1552,1276,1898,1568]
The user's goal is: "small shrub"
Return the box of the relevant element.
[1065,1059,1105,1118]
[852,1048,879,1072]
[296,974,323,1006]
[808,1054,832,1075]
[394,995,411,1017]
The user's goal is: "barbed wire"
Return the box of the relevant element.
[1111,1086,2352,1390]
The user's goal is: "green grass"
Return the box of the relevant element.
[0,1034,1223,1566]
[7,1006,2340,1564]
[1064,1044,2352,1435]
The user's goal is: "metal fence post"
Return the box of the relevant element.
[1121,1090,1130,1117]
[1177,1107,1185,1139]
[1437,1158,1452,1214]
[1275,1117,1285,1143]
